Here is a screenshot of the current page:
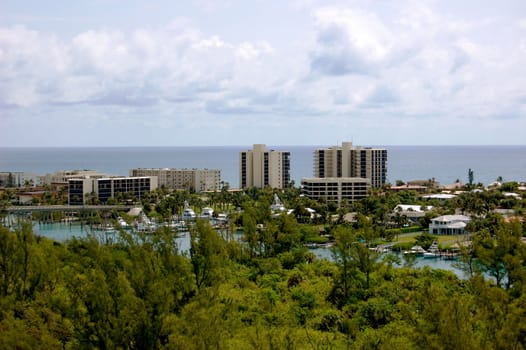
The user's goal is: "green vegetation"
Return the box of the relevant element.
[0,220,525,348]
[0,184,525,349]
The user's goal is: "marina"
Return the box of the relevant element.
[25,218,467,277]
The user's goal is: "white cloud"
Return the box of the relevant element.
[0,1,525,146]
[310,7,393,75]
[236,41,273,60]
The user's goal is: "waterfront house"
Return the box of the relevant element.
[429,214,471,235]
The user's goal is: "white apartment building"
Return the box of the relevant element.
[313,142,387,188]
[129,168,220,192]
[240,144,291,189]
[301,177,370,205]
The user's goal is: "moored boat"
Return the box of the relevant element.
[403,245,426,256]
[423,241,440,258]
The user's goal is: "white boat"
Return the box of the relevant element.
[270,194,286,213]
[216,213,228,222]
[403,245,426,256]
[423,241,440,258]
[136,212,156,232]
[117,217,128,228]
[182,201,196,220]
[199,207,214,219]
[182,209,196,220]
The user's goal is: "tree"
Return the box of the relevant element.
[468,168,474,189]
[7,172,14,188]
[472,220,524,289]
[330,226,356,305]
[414,233,437,250]
[189,220,227,291]
[330,224,380,306]
[0,225,18,296]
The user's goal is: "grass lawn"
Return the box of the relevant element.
[395,232,471,247]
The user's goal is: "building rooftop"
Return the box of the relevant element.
[422,193,457,200]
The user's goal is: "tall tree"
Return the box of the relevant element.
[189,220,227,291]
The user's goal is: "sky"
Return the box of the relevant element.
[0,0,525,147]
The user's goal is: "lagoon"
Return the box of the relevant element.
[33,221,467,278]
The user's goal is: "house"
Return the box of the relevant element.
[422,193,457,200]
[429,214,471,235]
[389,184,428,193]
[392,204,433,223]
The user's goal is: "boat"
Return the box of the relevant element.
[117,217,128,228]
[174,220,188,232]
[199,207,214,219]
[215,213,228,222]
[270,194,286,213]
[136,212,156,232]
[441,251,461,260]
[182,201,196,221]
[423,241,440,258]
[403,245,426,256]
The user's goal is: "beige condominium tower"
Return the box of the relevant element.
[240,144,291,189]
[313,142,387,188]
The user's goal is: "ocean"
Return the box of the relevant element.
[1,145,525,187]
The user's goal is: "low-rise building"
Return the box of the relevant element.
[389,185,428,193]
[429,214,471,235]
[68,176,158,205]
[301,177,370,205]
[422,193,457,200]
[41,170,111,187]
[130,168,220,192]
[392,204,433,224]
[0,172,41,187]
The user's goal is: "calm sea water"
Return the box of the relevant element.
[1,146,525,187]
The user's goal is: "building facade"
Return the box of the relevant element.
[313,142,387,188]
[68,176,158,205]
[240,144,291,189]
[130,168,220,192]
[428,215,471,235]
[40,170,111,186]
[0,172,41,187]
[301,177,370,205]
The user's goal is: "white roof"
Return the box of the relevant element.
[127,207,143,217]
[394,204,433,212]
[422,194,457,199]
[432,214,470,222]
[449,222,467,229]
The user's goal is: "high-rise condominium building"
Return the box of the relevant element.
[313,142,387,188]
[130,168,220,192]
[240,144,291,189]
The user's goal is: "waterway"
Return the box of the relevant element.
[33,221,193,252]
[309,245,466,278]
[32,222,466,277]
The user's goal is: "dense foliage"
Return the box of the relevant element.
[1,183,525,349]
[0,214,525,349]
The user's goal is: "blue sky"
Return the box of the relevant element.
[1,0,525,146]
